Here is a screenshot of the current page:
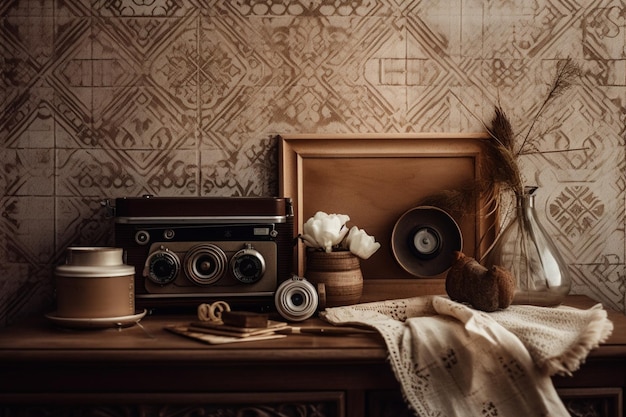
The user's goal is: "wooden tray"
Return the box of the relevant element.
[279,133,496,293]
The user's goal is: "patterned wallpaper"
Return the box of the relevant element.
[0,0,624,324]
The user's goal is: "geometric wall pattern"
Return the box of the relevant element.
[0,0,624,324]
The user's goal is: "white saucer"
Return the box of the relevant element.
[45,310,147,329]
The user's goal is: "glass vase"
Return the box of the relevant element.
[483,186,571,306]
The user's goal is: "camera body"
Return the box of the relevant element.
[113,196,294,309]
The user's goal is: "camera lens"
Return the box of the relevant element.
[290,292,304,306]
[184,244,227,286]
[196,256,217,275]
[145,249,180,285]
[230,245,265,284]
[274,276,318,322]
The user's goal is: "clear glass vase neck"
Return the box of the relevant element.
[515,186,539,207]
[515,186,538,228]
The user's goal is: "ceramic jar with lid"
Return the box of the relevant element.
[54,247,135,318]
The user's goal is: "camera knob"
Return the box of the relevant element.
[230,244,266,284]
[144,247,180,285]
[134,230,150,245]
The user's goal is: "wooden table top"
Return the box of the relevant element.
[0,295,623,363]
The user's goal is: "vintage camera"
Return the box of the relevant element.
[274,276,323,322]
[113,196,294,309]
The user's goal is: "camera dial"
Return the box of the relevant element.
[230,244,265,284]
[184,244,227,286]
[144,246,180,285]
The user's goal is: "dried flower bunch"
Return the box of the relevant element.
[482,58,582,197]
[433,59,583,257]
[299,211,381,260]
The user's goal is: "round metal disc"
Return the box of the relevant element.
[391,206,463,277]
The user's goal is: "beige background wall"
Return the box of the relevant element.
[0,0,624,323]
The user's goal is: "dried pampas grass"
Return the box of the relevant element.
[450,58,582,198]
[483,58,582,194]
[484,105,523,196]
[437,58,583,256]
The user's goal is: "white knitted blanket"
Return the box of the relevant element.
[322,295,613,417]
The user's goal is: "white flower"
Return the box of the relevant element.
[344,226,381,259]
[301,211,350,253]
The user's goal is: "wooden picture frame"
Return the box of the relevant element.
[279,133,495,300]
